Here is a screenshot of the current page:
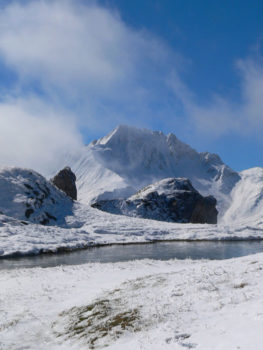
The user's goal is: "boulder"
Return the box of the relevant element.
[51,167,77,200]
[92,178,218,224]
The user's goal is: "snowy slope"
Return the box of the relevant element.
[222,167,263,225]
[72,147,134,204]
[0,166,73,226]
[72,125,240,215]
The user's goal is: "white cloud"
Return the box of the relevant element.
[0,0,180,172]
[0,0,181,140]
[169,56,263,138]
[0,1,124,87]
[237,58,263,129]
[0,0,174,96]
[0,97,83,175]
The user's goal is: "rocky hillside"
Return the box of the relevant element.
[92,177,218,224]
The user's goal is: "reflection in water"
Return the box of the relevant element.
[1,240,263,270]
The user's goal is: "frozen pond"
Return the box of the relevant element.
[1,240,263,269]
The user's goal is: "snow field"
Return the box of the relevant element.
[1,254,263,349]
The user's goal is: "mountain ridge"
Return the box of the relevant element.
[71,125,241,216]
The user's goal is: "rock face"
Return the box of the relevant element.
[51,167,77,200]
[92,178,218,224]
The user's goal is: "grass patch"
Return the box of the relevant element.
[54,298,141,349]
[233,282,248,289]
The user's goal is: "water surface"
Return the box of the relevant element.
[1,240,263,270]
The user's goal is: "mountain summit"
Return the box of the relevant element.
[72,125,240,215]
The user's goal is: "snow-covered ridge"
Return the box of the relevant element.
[72,125,240,216]
[0,166,73,226]
[130,177,201,200]
[222,167,263,224]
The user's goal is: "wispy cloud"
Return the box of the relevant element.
[0,97,82,175]
[0,1,135,89]
[170,56,263,138]
[0,0,180,127]
[0,0,182,173]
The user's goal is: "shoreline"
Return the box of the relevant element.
[1,236,263,260]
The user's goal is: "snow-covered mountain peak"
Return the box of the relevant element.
[71,125,241,215]
[89,124,199,172]
[95,125,166,147]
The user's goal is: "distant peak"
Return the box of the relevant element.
[112,124,164,137]
[93,125,169,146]
[114,124,136,132]
[96,125,136,145]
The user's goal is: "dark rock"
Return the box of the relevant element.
[45,211,57,221]
[190,195,217,224]
[21,221,29,225]
[92,178,218,224]
[24,183,34,190]
[51,167,77,200]
[40,218,49,225]
[25,208,34,219]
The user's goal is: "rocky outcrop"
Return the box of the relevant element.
[92,178,218,224]
[51,167,77,200]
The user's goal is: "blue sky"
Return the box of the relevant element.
[1,0,263,173]
[109,0,262,99]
